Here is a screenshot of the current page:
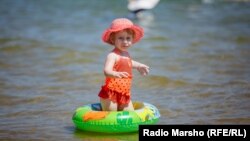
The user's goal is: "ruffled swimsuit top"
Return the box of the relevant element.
[98,49,133,104]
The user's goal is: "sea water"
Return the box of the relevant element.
[0,0,249,140]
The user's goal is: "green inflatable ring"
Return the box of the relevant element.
[72,101,160,133]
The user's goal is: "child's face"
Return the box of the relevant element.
[113,30,133,52]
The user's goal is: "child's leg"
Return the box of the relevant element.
[118,100,134,111]
[100,98,118,111]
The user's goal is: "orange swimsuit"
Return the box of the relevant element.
[98,49,133,105]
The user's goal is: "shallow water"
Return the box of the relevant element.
[0,0,250,140]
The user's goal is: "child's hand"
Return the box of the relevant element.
[113,71,130,78]
[137,64,149,76]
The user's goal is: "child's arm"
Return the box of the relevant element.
[132,60,149,76]
[103,53,129,78]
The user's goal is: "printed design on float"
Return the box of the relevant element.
[91,103,102,111]
[145,103,160,119]
[136,107,154,122]
[82,103,110,121]
[83,111,109,121]
[117,111,133,125]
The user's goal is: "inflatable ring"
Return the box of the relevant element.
[72,101,160,133]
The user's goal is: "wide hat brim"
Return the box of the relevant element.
[102,23,144,45]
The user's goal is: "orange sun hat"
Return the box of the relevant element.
[102,18,144,45]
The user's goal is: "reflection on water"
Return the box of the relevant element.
[0,0,250,140]
[74,130,138,141]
